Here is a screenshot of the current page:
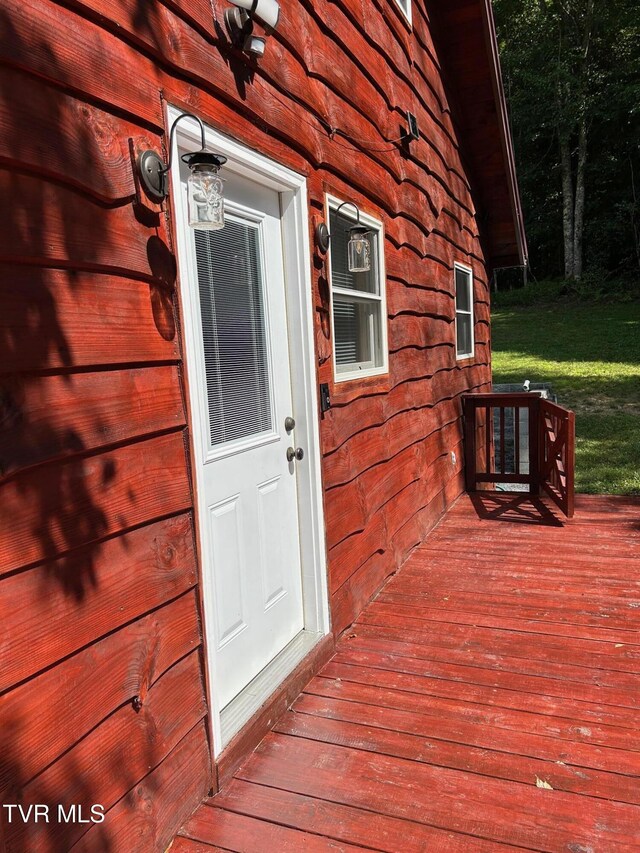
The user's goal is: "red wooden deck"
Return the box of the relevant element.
[175,493,640,852]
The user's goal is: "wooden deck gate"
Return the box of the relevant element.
[462,393,575,518]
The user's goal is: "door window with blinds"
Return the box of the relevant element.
[327,197,388,381]
[454,262,475,359]
[194,216,274,449]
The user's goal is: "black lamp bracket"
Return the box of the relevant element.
[316,200,369,254]
[138,113,223,203]
[336,202,370,237]
[335,201,361,227]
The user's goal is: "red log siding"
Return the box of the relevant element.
[0,0,495,848]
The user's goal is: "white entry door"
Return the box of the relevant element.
[182,166,306,711]
[172,114,329,754]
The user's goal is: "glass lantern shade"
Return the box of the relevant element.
[347,227,371,273]
[187,164,225,230]
[182,152,227,231]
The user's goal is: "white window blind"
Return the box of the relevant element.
[194,220,272,446]
[333,300,358,365]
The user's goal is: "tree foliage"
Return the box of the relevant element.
[493,0,640,284]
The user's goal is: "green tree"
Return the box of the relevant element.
[493,0,639,284]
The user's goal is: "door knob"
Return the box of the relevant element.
[286,447,304,462]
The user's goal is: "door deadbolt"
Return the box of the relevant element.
[284,416,296,432]
[286,447,304,462]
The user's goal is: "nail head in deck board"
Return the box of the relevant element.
[171,840,228,853]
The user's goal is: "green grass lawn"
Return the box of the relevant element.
[491,302,640,495]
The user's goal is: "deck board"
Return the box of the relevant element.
[178,494,640,851]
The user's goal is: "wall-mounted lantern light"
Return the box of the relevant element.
[138,113,227,231]
[225,0,281,57]
[315,201,372,273]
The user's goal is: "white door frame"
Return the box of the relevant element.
[167,106,330,755]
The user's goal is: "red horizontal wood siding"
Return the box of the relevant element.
[0,0,494,848]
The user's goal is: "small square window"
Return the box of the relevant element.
[455,263,474,360]
[327,197,388,382]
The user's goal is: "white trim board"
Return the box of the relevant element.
[167,106,330,756]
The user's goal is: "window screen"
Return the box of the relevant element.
[194,220,273,446]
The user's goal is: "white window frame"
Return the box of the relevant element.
[326,194,389,383]
[393,0,412,26]
[454,262,475,360]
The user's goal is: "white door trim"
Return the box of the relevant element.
[167,106,329,755]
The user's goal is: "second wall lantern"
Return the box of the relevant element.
[138,112,227,231]
[316,201,372,273]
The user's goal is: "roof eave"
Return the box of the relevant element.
[480,0,528,268]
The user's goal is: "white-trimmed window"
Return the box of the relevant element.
[393,0,412,25]
[327,196,388,382]
[454,263,474,359]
